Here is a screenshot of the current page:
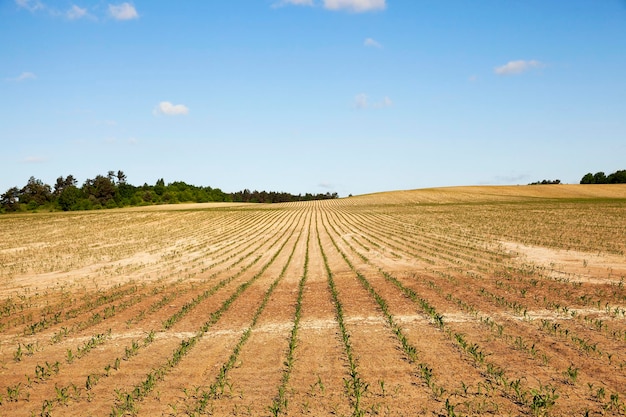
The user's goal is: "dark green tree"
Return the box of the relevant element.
[116,170,127,184]
[82,175,117,205]
[593,172,607,184]
[53,175,77,196]
[154,178,165,196]
[1,187,21,211]
[607,170,626,184]
[580,173,595,184]
[20,176,52,207]
[58,185,82,211]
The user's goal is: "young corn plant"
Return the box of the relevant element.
[111,224,298,417]
[317,226,369,416]
[528,384,559,417]
[269,228,310,416]
[6,383,21,402]
[13,343,22,362]
[564,364,579,385]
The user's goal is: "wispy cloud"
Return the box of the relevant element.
[154,101,189,116]
[22,156,47,164]
[364,37,382,48]
[6,72,37,82]
[494,60,544,75]
[354,93,392,109]
[324,0,386,12]
[354,93,369,109]
[478,173,530,185]
[15,0,44,12]
[16,1,103,20]
[273,0,386,12]
[67,5,88,20]
[108,2,138,20]
[272,0,314,8]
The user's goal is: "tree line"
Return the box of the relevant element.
[580,169,626,184]
[0,170,338,213]
[529,169,626,186]
[528,179,561,185]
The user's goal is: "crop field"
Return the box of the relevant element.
[1,184,625,417]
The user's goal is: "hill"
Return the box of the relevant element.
[348,184,626,206]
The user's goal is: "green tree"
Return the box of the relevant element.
[20,176,52,207]
[117,182,136,202]
[116,170,127,184]
[58,186,82,211]
[580,173,594,184]
[607,170,626,184]
[1,187,21,211]
[154,178,165,196]
[53,175,78,196]
[593,172,607,184]
[83,175,117,205]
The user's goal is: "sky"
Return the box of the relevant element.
[2,0,626,196]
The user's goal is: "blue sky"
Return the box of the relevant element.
[2,0,625,196]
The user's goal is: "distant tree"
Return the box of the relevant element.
[1,187,21,211]
[107,170,117,184]
[53,175,78,196]
[116,170,127,184]
[580,170,626,184]
[117,182,136,202]
[142,190,156,202]
[607,170,626,184]
[580,173,595,184]
[593,172,607,184]
[154,178,165,196]
[83,175,117,205]
[20,176,52,207]
[529,179,561,185]
[58,185,82,211]
[54,176,64,195]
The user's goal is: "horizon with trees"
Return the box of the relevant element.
[580,169,626,184]
[0,170,338,213]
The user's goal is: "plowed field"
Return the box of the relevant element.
[1,185,625,416]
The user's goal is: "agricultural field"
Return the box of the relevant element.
[0,184,625,417]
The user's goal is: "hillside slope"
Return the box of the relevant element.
[348,184,626,205]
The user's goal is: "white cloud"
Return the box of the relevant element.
[354,93,369,109]
[6,72,36,82]
[364,38,382,48]
[67,5,88,20]
[108,2,138,20]
[272,0,314,7]
[272,0,386,12]
[353,93,392,109]
[16,0,99,19]
[324,0,386,12]
[494,60,543,75]
[380,96,393,108]
[22,156,47,164]
[154,101,189,116]
[15,0,44,12]
[17,72,36,81]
